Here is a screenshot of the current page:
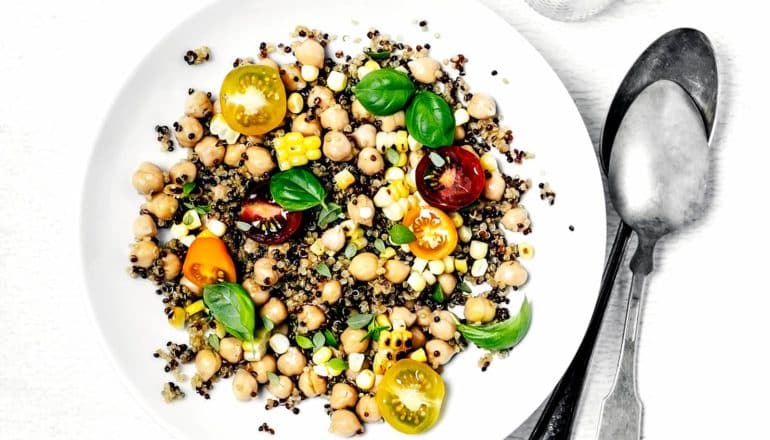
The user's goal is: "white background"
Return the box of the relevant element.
[0,1,767,439]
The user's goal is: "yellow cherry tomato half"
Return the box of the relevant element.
[219,64,286,136]
[182,237,237,288]
[402,206,458,260]
[375,359,446,434]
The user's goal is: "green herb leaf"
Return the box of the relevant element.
[312,332,326,350]
[207,333,220,351]
[327,357,348,372]
[364,49,391,60]
[388,224,416,244]
[385,147,400,165]
[360,324,390,342]
[261,316,274,331]
[323,329,338,347]
[456,299,532,351]
[429,152,446,168]
[374,238,386,252]
[183,202,194,210]
[267,371,281,387]
[270,168,327,211]
[432,283,445,303]
[343,243,358,259]
[347,313,374,329]
[295,334,314,350]
[316,262,332,278]
[406,91,455,148]
[457,281,472,293]
[353,68,416,116]
[182,182,196,197]
[194,204,211,215]
[235,221,252,231]
[202,283,256,342]
[318,202,342,228]
[182,211,196,226]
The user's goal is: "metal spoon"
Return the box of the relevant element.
[524,28,717,440]
[595,79,710,439]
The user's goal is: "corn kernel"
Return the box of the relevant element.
[243,339,267,361]
[306,148,321,160]
[214,321,226,338]
[454,108,470,126]
[348,353,365,372]
[170,223,189,240]
[356,369,376,391]
[394,130,409,152]
[422,270,437,285]
[289,155,308,167]
[182,210,202,230]
[357,60,381,79]
[334,169,356,190]
[375,131,391,151]
[382,203,405,221]
[168,306,185,329]
[285,131,303,144]
[379,328,412,352]
[406,195,420,210]
[373,187,394,207]
[269,334,290,354]
[375,314,392,328]
[206,219,227,237]
[480,153,499,172]
[389,180,409,199]
[428,260,445,275]
[312,347,333,364]
[470,241,489,259]
[364,60,381,71]
[442,256,455,273]
[384,167,405,182]
[313,364,330,377]
[412,257,428,272]
[373,349,394,374]
[407,134,422,151]
[455,258,468,273]
[185,300,205,317]
[300,64,319,82]
[407,271,427,292]
[396,152,408,167]
[327,71,348,92]
[310,239,325,255]
[518,243,534,259]
[450,212,464,228]
[180,235,195,247]
[471,259,489,277]
[351,237,368,250]
[287,92,304,114]
[409,348,427,363]
[405,171,417,191]
[458,225,472,243]
[380,247,396,260]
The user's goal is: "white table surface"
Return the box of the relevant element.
[1,1,767,439]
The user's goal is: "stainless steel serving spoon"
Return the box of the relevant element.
[523,28,717,440]
[595,79,710,439]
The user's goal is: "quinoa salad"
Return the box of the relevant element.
[128,24,538,437]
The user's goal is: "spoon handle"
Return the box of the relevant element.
[528,222,632,439]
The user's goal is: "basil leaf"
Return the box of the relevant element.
[262,316,275,331]
[270,168,326,211]
[267,371,281,387]
[364,49,391,60]
[388,224,416,244]
[456,299,532,351]
[202,283,255,342]
[457,281,472,293]
[347,313,374,329]
[327,357,348,372]
[353,68,415,116]
[207,333,220,351]
[316,262,331,278]
[194,204,211,215]
[318,202,342,228]
[312,332,326,350]
[182,182,196,197]
[406,91,455,148]
[295,334,314,349]
[323,329,338,347]
[432,283,445,303]
[359,324,390,342]
[343,243,358,259]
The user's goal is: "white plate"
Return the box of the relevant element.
[80,0,606,438]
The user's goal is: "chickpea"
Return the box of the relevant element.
[243,278,270,306]
[132,162,165,195]
[298,368,327,397]
[133,214,157,240]
[330,383,358,409]
[280,64,307,91]
[232,367,258,401]
[249,355,276,384]
[467,93,497,119]
[426,339,456,368]
[375,110,405,132]
[408,150,424,169]
[175,115,204,148]
[195,349,221,381]
[352,123,376,149]
[277,347,307,376]
[254,56,279,70]
[409,326,426,348]
[184,90,214,118]
[349,252,379,281]
[292,112,322,136]
[501,206,531,232]
[323,131,354,162]
[356,395,382,423]
[390,306,417,328]
[357,147,384,176]
[260,297,288,324]
[253,257,280,287]
[294,39,325,68]
[408,57,441,84]
[224,143,247,167]
[169,160,197,184]
[416,306,432,327]
[320,104,350,131]
[351,99,373,121]
[194,136,225,167]
[145,193,178,221]
[437,273,457,295]
[347,194,375,226]
[429,310,456,341]
[321,226,346,253]
[484,172,506,201]
[297,305,326,331]
[161,252,181,280]
[464,296,497,323]
[329,409,363,437]
[219,337,243,363]
[308,85,335,110]
[494,260,528,288]
[341,327,370,354]
[130,240,159,268]
[454,125,466,141]
[267,374,294,399]
[245,146,276,178]
[321,280,342,304]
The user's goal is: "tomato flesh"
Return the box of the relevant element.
[403,206,458,260]
[239,185,302,244]
[416,146,485,211]
[220,65,287,136]
[182,237,237,288]
[376,359,445,434]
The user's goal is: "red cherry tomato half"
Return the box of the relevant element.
[415,146,485,211]
[239,185,302,244]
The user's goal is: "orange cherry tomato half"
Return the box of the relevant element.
[182,237,237,288]
[402,206,458,260]
[219,64,287,136]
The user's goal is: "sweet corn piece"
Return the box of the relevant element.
[306,148,322,160]
[357,60,381,79]
[407,134,422,151]
[327,71,348,92]
[454,108,470,126]
[380,247,396,260]
[519,243,534,259]
[373,349,394,374]
[375,131,391,151]
[470,240,489,259]
[373,187,394,207]
[405,171,417,191]
[300,64,319,82]
[428,260,445,275]
[206,219,227,237]
[334,169,356,190]
[480,153,498,172]
[375,314,392,328]
[450,212,464,228]
[382,203,406,221]
[422,270,437,286]
[182,210,202,230]
[274,132,321,170]
[384,167,405,182]
[185,300,205,317]
[442,256,455,273]
[379,328,412,352]
[394,131,409,152]
[214,321,226,338]
[243,339,268,362]
[407,271,427,292]
[455,258,468,274]
[351,237,368,250]
[356,369,376,391]
[471,259,489,277]
[287,92,304,114]
[412,257,428,272]
[168,306,185,329]
[171,223,189,240]
[313,364,330,377]
[348,353,365,372]
[409,348,427,363]
[310,239,325,255]
[396,152,408,167]
[458,225,472,243]
[312,347,333,365]
[389,180,409,199]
